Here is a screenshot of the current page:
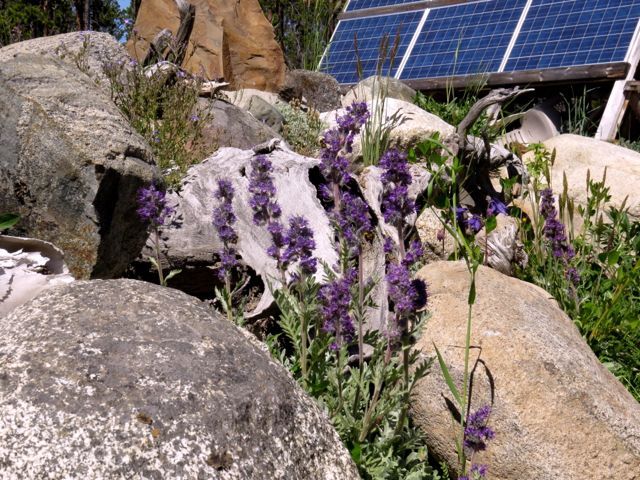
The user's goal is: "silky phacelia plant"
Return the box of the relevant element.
[136,182,174,227]
[212,179,239,281]
[459,463,489,480]
[380,148,415,230]
[281,215,317,276]
[456,206,484,236]
[336,191,373,256]
[249,154,317,280]
[320,268,357,350]
[463,405,495,452]
[320,102,369,195]
[539,187,579,285]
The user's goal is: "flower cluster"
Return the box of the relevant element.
[212,179,239,280]
[463,405,495,452]
[386,263,427,320]
[248,155,282,226]
[487,197,508,217]
[248,155,316,277]
[320,268,357,350]
[281,216,317,275]
[456,206,483,236]
[136,182,174,227]
[320,102,369,188]
[459,463,489,480]
[336,191,373,256]
[539,188,579,284]
[380,148,415,228]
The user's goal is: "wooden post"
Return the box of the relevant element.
[596,20,640,141]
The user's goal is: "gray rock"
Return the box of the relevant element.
[412,261,640,480]
[0,53,158,279]
[342,76,417,106]
[195,98,283,152]
[247,95,285,133]
[0,32,129,94]
[0,279,359,479]
[281,70,342,112]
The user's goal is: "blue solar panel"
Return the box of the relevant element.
[345,0,421,12]
[400,0,527,79]
[322,11,424,84]
[505,0,640,71]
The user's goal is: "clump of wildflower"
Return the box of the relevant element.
[380,148,415,228]
[212,179,239,280]
[248,155,282,226]
[459,463,489,480]
[319,102,369,189]
[540,188,574,260]
[320,268,357,350]
[136,182,174,227]
[456,206,483,236]
[386,263,427,321]
[539,188,579,285]
[281,215,317,275]
[336,191,373,256]
[464,405,495,452]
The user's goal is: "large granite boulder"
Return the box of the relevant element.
[0,31,128,94]
[128,0,285,91]
[195,98,282,153]
[411,261,640,480]
[321,98,455,160]
[522,134,640,224]
[281,70,342,112]
[0,279,359,479]
[0,53,158,279]
[341,76,417,107]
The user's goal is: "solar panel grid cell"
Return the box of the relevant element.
[322,11,424,84]
[504,0,640,71]
[400,0,527,79]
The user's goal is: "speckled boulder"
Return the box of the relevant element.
[411,261,640,480]
[0,279,359,479]
[0,53,158,279]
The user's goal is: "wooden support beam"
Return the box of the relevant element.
[385,63,629,91]
[596,20,640,141]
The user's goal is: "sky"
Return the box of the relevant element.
[117,0,130,9]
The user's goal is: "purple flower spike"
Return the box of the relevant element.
[320,268,357,348]
[248,155,281,226]
[212,179,239,280]
[464,405,495,452]
[320,102,370,189]
[459,464,489,480]
[402,240,424,268]
[337,191,373,256]
[136,182,174,227]
[456,206,483,235]
[380,149,415,229]
[540,188,575,262]
[386,263,428,320]
[487,197,508,217]
[281,215,317,275]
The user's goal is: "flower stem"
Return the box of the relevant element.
[154,227,165,286]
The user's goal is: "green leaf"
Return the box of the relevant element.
[349,442,362,463]
[467,277,476,305]
[485,215,497,235]
[433,343,462,406]
[0,213,19,231]
[164,268,182,283]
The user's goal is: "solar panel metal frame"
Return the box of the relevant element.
[324,0,640,90]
